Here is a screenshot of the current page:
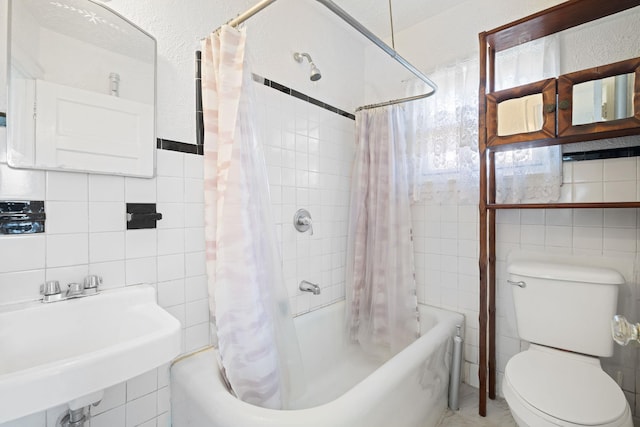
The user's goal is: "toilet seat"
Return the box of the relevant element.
[503,345,632,427]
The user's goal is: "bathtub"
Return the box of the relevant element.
[171,301,464,427]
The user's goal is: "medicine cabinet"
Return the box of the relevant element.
[6,0,156,177]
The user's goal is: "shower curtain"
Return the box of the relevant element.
[201,25,303,409]
[345,105,420,360]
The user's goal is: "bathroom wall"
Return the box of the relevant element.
[363,0,565,105]
[363,0,640,421]
[253,82,356,315]
[0,0,362,425]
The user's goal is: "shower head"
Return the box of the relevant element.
[309,64,322,81]
[294,52,322,81]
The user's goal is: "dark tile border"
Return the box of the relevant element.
[194,49,354,155]
[195,51,204,146]
[157,138,202,155]
[259,76,356,120]
[563,146,640,162]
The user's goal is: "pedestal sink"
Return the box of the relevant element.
[0,284,181,424]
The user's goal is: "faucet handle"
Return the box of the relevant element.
[40,280,63,303]
[41,280,61,296]
[83,275,102,294]
[293,209,314,235]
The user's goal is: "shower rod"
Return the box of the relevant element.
[213,0,438,111]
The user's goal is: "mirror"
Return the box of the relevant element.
[572,73,635,125]
[558,57,640,138]
[486,78,556,147]
[7,0,156,177]
[497,93,544,136]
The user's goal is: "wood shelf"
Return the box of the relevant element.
[486,127,640,152]
[485,0,640,52]
[477,0,640,418]
[487,202,640,209]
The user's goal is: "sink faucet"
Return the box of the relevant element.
[299,280,321,295]
[40,275,102,303]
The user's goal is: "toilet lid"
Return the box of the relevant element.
[505,348,627,425]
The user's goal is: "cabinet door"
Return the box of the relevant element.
[557,57,640,137]
[34,80,154,177]
[486,78,557,148]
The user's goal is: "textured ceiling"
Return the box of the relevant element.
[14,0,464,64]
[333,0,466,38]
[218,0,466,40]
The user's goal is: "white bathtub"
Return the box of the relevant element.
[171,301,464,427]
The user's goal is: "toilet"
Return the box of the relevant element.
[502,261,633,427]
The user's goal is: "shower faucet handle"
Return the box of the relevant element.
[293,209,314,235]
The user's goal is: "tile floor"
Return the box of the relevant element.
[436,384,517,427]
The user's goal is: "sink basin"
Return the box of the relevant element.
[0,284,181,423]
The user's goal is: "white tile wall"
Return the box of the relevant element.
[412,199,481,387]
[562,157,640,203]
[0,150,208,427]
[253,83,355,315]
[412,156,640,406]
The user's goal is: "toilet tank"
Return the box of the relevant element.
[507,261,623,357]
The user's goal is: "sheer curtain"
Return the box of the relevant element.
[345,105,420,360]
[406,36,562,204]
[201,25,303,409]
[494,35,562,203]
[405,58,479,203]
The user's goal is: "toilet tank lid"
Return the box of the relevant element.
[507,261,624,284]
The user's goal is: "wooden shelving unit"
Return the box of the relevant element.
[477,0,640,416]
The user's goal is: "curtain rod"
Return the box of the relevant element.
[216,0,437,111]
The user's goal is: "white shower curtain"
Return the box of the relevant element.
[345,105,420,360]
[201,25,303,409]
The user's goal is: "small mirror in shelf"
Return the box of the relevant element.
[486,78,556,146]
[557,57,640,138]
[572,73,635,125]
[497,93,544,136]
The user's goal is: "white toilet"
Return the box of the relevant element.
[502,261,633,427]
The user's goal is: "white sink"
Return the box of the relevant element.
[0,284,181,424]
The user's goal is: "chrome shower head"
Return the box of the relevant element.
[309,63,322,81]
[294,52,322,81]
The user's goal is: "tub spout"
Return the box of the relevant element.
[299,280,321,295]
